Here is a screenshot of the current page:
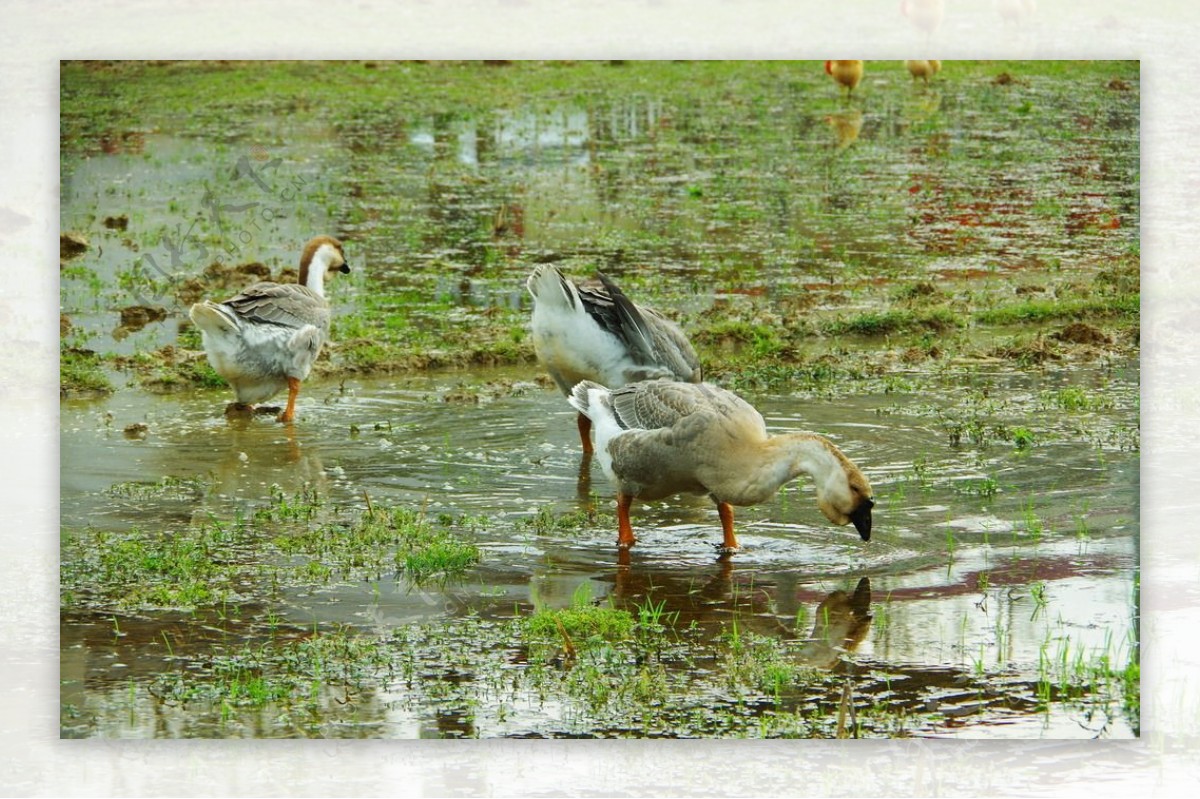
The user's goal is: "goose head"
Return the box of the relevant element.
[299,235,351,295]
[810,442,875,541]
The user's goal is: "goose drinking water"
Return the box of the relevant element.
[569,379,874,550]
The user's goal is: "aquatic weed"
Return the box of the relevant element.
[60,347,114,395]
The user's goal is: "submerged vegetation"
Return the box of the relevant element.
[61,486,483,611]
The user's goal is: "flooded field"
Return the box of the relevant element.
[60,60,1139,739]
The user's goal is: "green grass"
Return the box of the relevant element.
[823,307,962,337]
[523,505,612,535]
[956,476,1000,499]
[975,294,1138,325]
[139,356,227,391]
[61,523,240,608]
[1041,386,1116,412]
[61,61,1140,157]
[526,603,635,645]
[1035,629,1140,720]
[403,538,481,581]
[62,491,482,611]
[76,576,1140,738]
[60,347,114,395]
[526,584,636,647]
[271,503,482,582]
[107,475,205,501]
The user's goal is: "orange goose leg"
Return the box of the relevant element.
[616,492,637,549]
[278,377,301,424]
[577,413,594,454]
[717,500,740,551]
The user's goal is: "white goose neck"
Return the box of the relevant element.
[301,247,332,297]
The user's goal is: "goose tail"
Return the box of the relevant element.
[568,380,609,419]
[526,265,577,311]
[188,301,239,337]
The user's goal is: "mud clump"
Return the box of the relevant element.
[202,260,273,285]
[236,262,272,280]
[1053,323,1112,346]
[60,232,89,260]
[174,261,280,306]
[991,336,1061,365]
[123,422,149,439]
[119,305,168,330]
[174,278,208,307]
[901,345,941,364]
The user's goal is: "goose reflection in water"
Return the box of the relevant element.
[609,554,873,670]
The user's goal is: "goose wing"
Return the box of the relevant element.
[221,282,330,330]
[575,273,700,382]
[593,272,657,367]
[640,305,703,382]
[608,381,763,434]
[574,277,626,342]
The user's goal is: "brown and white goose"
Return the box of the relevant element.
[568,379,874,550]
[188,235,350,423]
[527,265,701,452]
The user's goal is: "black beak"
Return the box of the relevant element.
[339,263,351,274]
[849,498,873,542]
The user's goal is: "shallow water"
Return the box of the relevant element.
[61,361,1138,738]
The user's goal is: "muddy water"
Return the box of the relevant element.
[61,361,1138,738]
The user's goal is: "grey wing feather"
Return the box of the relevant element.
[593,272,702,383]
[611,381,765,438]
[609,381,704,431]
[595,272,658,366]
[575,279,623,340]
[222,282,330,330]
[642,307,703,382]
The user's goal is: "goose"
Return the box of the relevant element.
[568,379,874,550]
[188,235,350,423]
[825,60,865,97]
[527,265,701,453]
[905,59,942,84]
